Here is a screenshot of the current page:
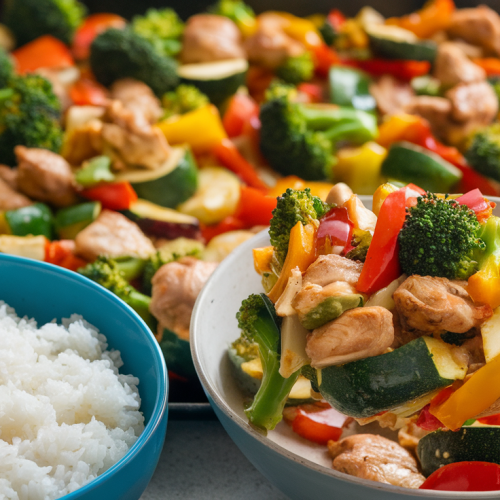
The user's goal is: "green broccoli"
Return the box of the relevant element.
[398,193,485,280]
[236,293,301,431]
[131,8,184,58]
[345,229,372,262]
[3,0,86,46]
[465,124,500,182]
[0,48,15,89]
[79,256,156,332]
[162,85,209,119]
[231,336,259,362]
[259,82,378,180]
[90,28,179,97]
[208,0,255,29]
[0,74,63,166]
[269,188,330,268]
[275,53,314,85]
[319,19,336,46]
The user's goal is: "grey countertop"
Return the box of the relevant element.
[141,418,288,499]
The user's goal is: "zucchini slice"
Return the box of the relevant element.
[122,199,201,240]
[114,147,198,209]
[177,58,248,106]
[159,327,197,380]
[381,141,462,193]
[54,202,101,239]
[366,24,438,62]
[317,336,467,418]
[418,426,500,477]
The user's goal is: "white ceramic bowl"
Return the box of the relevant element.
[191,196,500,500]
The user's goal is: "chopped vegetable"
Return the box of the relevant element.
[276,53,314,85]
[161,84,209,119]
[75,156,115,188]
[80,181,138,211]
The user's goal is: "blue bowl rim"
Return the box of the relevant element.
[0,253,169,498]
[190,199,500,500]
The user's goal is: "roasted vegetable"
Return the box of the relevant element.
[465,124,500,183]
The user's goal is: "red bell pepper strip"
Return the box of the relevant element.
[313,44,340,78]
[478,413,500,425]
[416,404,446,431]
[235,186,277,227]
[283,402,349,445]
[201,216,247,243]
[45,240,88,272]
[297,83,324,103]
[315,207,353,256]
[72,13,127,61]
[69,77,109,106]
[222,93,259,138]
[420,462,500,491]
[456,188,494,223]
[12,35,75,74]
[212,139,269,191]
[356,188,410,294]
[472,58,500,77]
[327,9,346,31]
[352,59,431,82]
[80,181,138,211]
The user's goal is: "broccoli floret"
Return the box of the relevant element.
[208,0,255,28]
[79,256,156,332]
[236,293,301,431]
[259,82,378,180]
[275,53,314,85]
[3,0,86,46]
[345,229,372,262]
[269,188,330,267]
[231,336,259,362]
[90,28,179,97]
[465,124,500,182]
[162,85,209,119]
[0,74,63,166]
[0,48,14,89]
[398,193,485,280]
[131,8,184,58]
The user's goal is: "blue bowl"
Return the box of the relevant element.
[0,253,168,500]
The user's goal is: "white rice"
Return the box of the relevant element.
[0,301,145,500]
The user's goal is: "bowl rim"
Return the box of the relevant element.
[0,253,169,498]
[191,195,500,499]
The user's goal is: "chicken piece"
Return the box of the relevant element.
[328,434,425,489]
[398,422,430,458]
[447,5,500,56]
[180,14,245,64]
[0,165,19,190]
[0,177,32,210]
[100,100,170,170]
[369,75,415,116]
[15,146,78,207]
[244,13,305,68]
[393,275,492,334]
[35,67,73,112]
[433,42,486,87]
[305,306,394,368]
[303,254,363,287]
[74,210,156,261]
[150,257,218,340]
[404,95,452,139]
[446,80,498,124]
[325,183,353,207]
[110,78,162,126]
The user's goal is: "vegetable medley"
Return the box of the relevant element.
[234,182,500,491]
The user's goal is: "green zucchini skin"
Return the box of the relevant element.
[328,66,376,112]
[228,347,261,396]
[131,149,198,209]
[318,337,455,418]
[5,203,53,239]
[54,201,101,239]
[417,427,500,477]
[159,327,197,380]
[368,35,438,62]
[381,141,462,193]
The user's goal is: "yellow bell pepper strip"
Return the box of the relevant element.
[386,0,455,39]
[430,353,500,431]
[269,12,323,50]
[468,215,500,309]
[157,104,227,154]
[377,114,423,149]
[269,176,334,201]
[267,222,316,303]
[372,183,399,217]
[253,246,274,275]
[334,142,387,195]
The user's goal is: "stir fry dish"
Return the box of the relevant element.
[232,183,500,491]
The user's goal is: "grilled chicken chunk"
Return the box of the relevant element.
[369,75,415,116]
[393,275,492,334]
[150,257,218,340]
[0,177,32,210]
[303,254,363,287]
[75,210,155,261]
[305,306,394,368]
[180,14,245,64]
[329,434,425,489]
[15,146,78,207]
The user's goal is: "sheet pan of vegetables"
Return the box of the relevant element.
[1,0,500,415]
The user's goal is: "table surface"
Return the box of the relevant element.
[140,417,289,500]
